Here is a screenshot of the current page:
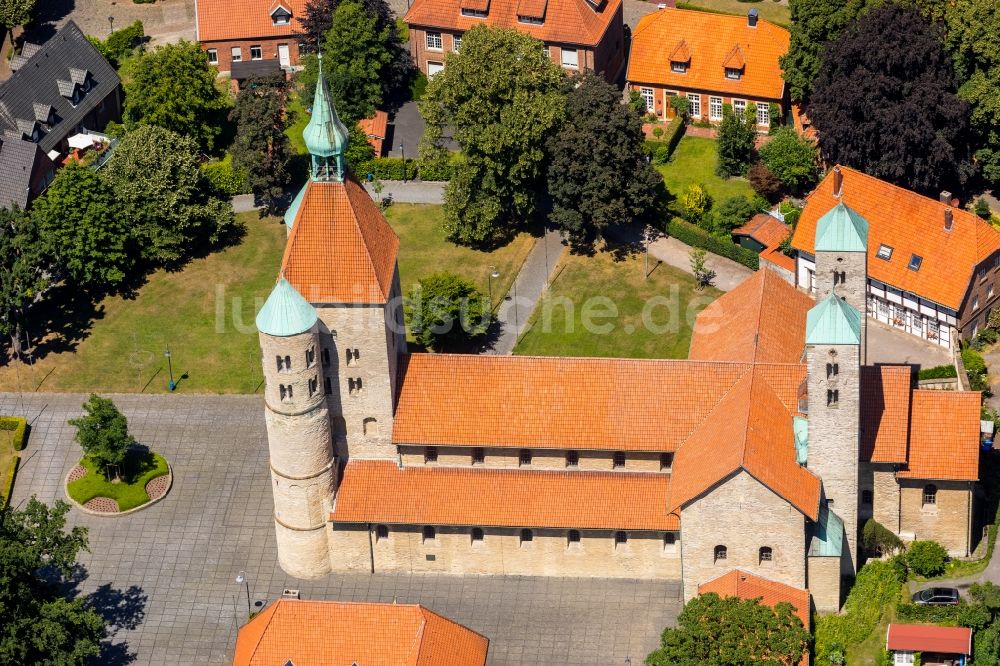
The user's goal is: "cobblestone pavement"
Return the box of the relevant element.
[865,319,951,369]
[3,392,681,665]
[33,0,195,45]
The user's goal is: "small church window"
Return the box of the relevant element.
[279,384,293,401]
[471,447,485,465]
[363,418,378,438]
[422,526,436,542]
[324,377,332,395]
[305,347,316,368]
[714,545,727,562]
[425,446,438,463]
[614,531,628,548]
[826,362,839,378]
[613,452,626,469]
[520,529,533,544]
[375,524,389,541]
[308,376,318,397]
[568,529,581,546]
[660,453,673,471]
[519,449,532,466]
[471,527,484,543]
[759,546,773,563]
[664,533,677,550]
[827,389,839,407]
[862,490,873,505]
[322,348,330,366]
[923,484,938,506]
[346,348,360,366]
[349,377,363,395]
[565,450,579,467]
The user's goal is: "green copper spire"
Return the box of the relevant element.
[806,292,862,346]
[256,278,318,337]
[303,53,349,182]
[815,201,869,252]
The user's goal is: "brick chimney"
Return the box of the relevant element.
[748,7,758,27]
[832,166,843,198]
[944,207,953,232]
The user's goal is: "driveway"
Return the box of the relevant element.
[30,0,195,45]
[4,392,680,665]
[866,320,951,369]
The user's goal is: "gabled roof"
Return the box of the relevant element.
[516,0,548,20]
[808,503,843,557]
[722,44,745,70]
[732,213,789,249]
[627,7,789,100]
[669,39,690,63]
[197,0,307,42]
[330,459,680,530]
[0,138,53,210]
[280,177,399,304]
[234,599,489,666]
[899,390,980,481]
[886,624,971,656]
[698,570,810,628]
[0,22,120,153]
[805,293,861,346]
[860,365,911,464]
[403,0,621,49]
[792,166,1000,310]
[689,266,812,364]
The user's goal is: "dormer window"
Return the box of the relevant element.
[671,61,687,74]
[517,14,544,24]
[271,6,292,25]
[725,67,742,80]
[460,0,490,17]
[877,244,893,260]
[460,7,488,17]
[669,39,690,74]
[908,254,923,271]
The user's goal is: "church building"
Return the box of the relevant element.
[256,64,982,614]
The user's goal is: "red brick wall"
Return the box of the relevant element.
[628,82,783,130]
[202,38,304,74]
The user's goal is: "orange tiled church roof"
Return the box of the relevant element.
[698,569,810,627]
[860,365,911,464]
[281,178,400,304]
[792,166,1000,310]
[233,599,489,666]
[197,0,307,42]
[404,0,621,48]
[331,459,680,530]
[900,390,980,480]
[627,7,789,100]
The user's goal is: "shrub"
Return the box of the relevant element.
[918,364,958,380]
[410,72,428,101]
[961,346,989,392]
[358,157,418,181]
[665,218,759,270]
[862,519,904,556]
[88,20,145,67]
[652,126,664,139]
[1,456,18,507]
[975,198,992,220]
[669,95,690,118]
[66,451,169,511]
[758,127,819,191]
[716,103,756,177]
[906,540,948,577]
[404,273,492,351]
[652,145,671,166]
[748,162,782,201]
[0,416,28,451]
[896,601,963,624]
[678,184,712,224]
[202,155,249,196]
[715,195,765,234]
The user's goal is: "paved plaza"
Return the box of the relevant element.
[2,392,680,665]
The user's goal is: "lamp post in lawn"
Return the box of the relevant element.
[488,266,499,312]
[164,349,175,391]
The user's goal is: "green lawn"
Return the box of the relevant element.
[385,204,535,309]
[67,451,170,512]
[285,88,310,156]
[677,0,790,26]
[513,248,722,359]
[0,213,287,394]
[657,136,756,212]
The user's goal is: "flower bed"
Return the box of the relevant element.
[67,450,170,512]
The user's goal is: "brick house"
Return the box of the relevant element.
[626,7,789,130]
[791,165,1000,347]
[195,0,308,76]
[403,0,625,82]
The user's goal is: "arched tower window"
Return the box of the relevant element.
[827,389,839,407]
[567,530,581,546]
[714,545,727,562]
[363,418,378,438]
[923,484,938,506]
[759,546,773,563]
[614,531,628,548]
[613,452,626,468]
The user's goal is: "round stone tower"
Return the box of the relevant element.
[257,278,336,578]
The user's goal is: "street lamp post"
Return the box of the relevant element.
[164,349,175,391]
[235,571,251,618]
[108,16,115,35]
[488,266,499,311]
[400,141,406,183]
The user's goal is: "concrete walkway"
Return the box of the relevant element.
[646,233,754,292]
[363,180,445,204]
[490,228,567,355]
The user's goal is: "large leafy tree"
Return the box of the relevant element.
[32,164,132,290]
[230,74,293,214]
[758,127,819,192]
[420,26,566,248]
[716,104,757,178]
[69,394,136,477]
[0,207,47,354]
[121,41,228,150]
[646,593,809,666]
[103,125,237,265]
[404,272,491,351]
[0,0,37,46]
[809,2,972,194]
[780,0,872,102]
[546,72,665,248]
[0,498,105,664]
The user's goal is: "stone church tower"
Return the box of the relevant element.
[805,201,869,576]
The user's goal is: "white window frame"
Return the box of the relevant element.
[725,67,742,80]
[640,87,654,113]
[757,102,770,127]
[425,31,443,51]
[709,96,723,121]
[452,34,462,52]
[250,45,263,61]
[542,45,551,59]
[894,651,914,665]
[561,47,579,70]
[687,93,701,118]
[460,7,487,17]
[733,99,746,117]
[670,61,687,74]
[206,48,218,64]
[230,46,242,63]
[877,244,893,260]
[426,61,444,77]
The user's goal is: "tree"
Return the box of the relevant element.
[0,0,37,47]
[69,394,136,478]
[299,0,335,46]
[0,207,47,355]
[780,0,873,102]
[748,162,783,202]
[229,74,293,215]
[861,518,904,556]
[716,104,757,178]
[647,593,809,666]
[758,127,819,191]
[906,540,948,577]
[689,248,716,290]
[87,20,144,68]
[546,72,665,248]
[810,3,972,194]
[345,123,376,171]
[678,184,712,225]
[121,40,228,150]
[975,620,1000,666]
[103,125,238,265]
[0,498,105,664]
[31,164,132,290]
[404,273,491,351]
[421,26,566,248]
[715,195,760,235]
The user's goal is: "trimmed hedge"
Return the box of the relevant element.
[918,364,958,380]
[665,217,759,270]
[1,456,18,508]
[644,117,687,166]
[0,416,27,451]
[202,155,249,196]
[896,602,963,624]
[358,157,419,181]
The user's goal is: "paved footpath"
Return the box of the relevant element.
[364,180,446,204]
[647,233,754,292]
[3,392,680,665]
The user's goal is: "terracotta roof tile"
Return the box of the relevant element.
[698,569,810,628]
[281,178,399,304]
[404,0,620,48]
[627,8,789,100]
[689,267,813,364]
[358,111,389,155]
[516,0,548,19]
[792,166,1000,310]
[669,39,690,63]
[886,624,972,655]
[760,245,796,272]
[331,460,680,530]
[234,599,489,666]
[860,365,911,463]
[898,390,980,480]
[734,214,790,249]
[722,45,745,70]
[197,0,307,42]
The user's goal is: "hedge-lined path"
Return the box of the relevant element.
[362,180,445,204]
[647,232,754,292]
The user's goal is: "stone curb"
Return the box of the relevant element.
[63,462,173,517]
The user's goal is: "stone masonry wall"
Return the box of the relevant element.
[899,480,972,556]
[680,471,806,601]
[397,446,668,472]
[815,251,867,362]
[808,555,841,614]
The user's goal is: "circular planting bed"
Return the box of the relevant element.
[65,449,172,516]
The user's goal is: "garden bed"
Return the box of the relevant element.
[66,449,170,513]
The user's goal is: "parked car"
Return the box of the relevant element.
[912,587,960,606]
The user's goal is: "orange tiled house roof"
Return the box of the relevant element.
[403,0,621,48]
[330,460,680,530]
[627,7,789,100]
[792,166,1000,310]
[698,569,810,627]
[900,390,980,480]
[860,365,911,464]
[196,0,307,42]
[281,178,400,304]
[233,599,489,666]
